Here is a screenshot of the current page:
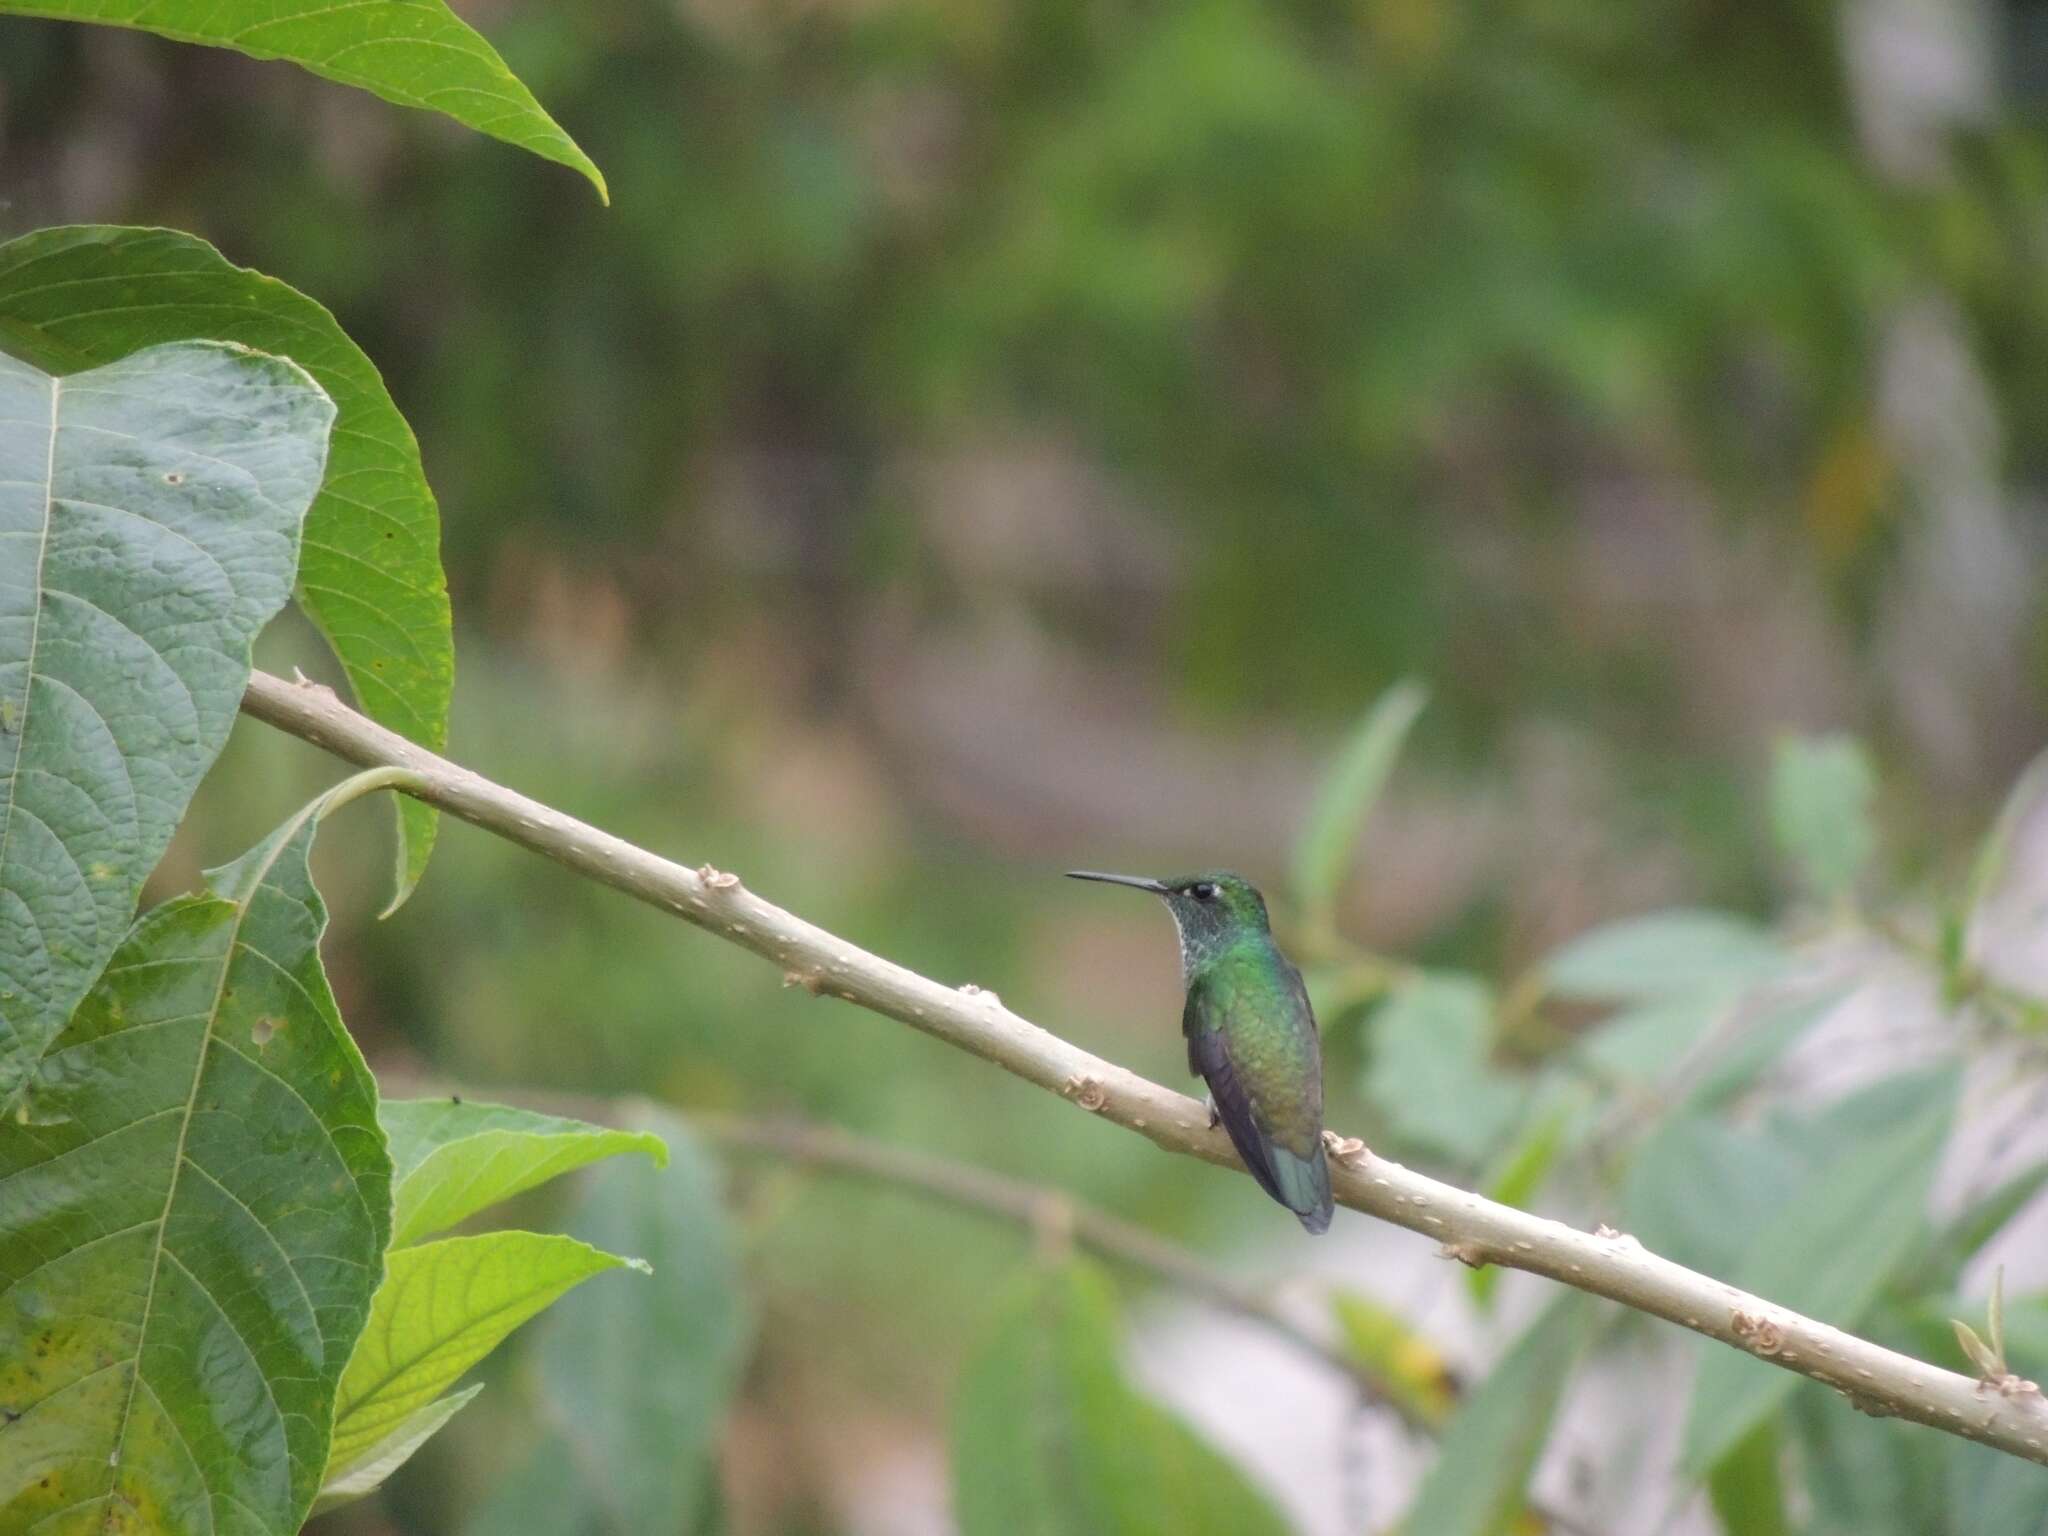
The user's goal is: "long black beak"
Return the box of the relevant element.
[1065,870,1169,894]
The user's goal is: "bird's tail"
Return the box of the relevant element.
[1269,1139,1333,1235]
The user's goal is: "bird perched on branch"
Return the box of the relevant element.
[1066,870,1332,1233]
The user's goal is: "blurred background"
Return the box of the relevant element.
[5,0,2048,1531]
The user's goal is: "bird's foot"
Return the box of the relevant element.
[1204,1094,1221,1130]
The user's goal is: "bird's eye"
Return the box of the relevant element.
[1191,882,1218,902]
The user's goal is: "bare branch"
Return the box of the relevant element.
[241,668,2048,1468]
[696,1112,1421,1416]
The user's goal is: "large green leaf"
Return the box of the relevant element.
[1397,1294,1596,1536]
[528,1107,749,1534]
[0,1,604,198]
[1363,972,1522,1167]
[1574,995,1723,1085]
[1545,909,1785,1003]
[1290,680,1426,931]
[1680,991,1838,1111]
[381,1097,667,1247]
[0,225,455,908]
[1769,734,1877,901]
[1681,1067,1960,1474]
[953,1260,1295,1536]
[1906,1160,2048,1295]
[0,337,331,1103]
[328,1231,639,1475]
[1622,1114,1796,1277]
[1791,1382,1947,1536]
[1947,1438,2048,1536]
[0,773,390,1534]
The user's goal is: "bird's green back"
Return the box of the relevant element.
[1185,936,1325,1160]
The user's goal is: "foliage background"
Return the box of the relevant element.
[4,0,2047,1531]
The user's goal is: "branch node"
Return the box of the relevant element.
[697,864,742,891]
[288,666,338,703]
[1981,1373,2043,1400]
[1060,1075,1109,1112]
[782,970,825,995]
[1323,1131,1371,1168]
[1731,1311,1784,1354]
[1439,1241,1490,1269]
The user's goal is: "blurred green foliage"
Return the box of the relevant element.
[7,0,2048,1531]
[10,0,2048,744]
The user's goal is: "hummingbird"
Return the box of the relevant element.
[1066,870,1333,1234]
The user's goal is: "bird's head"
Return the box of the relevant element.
[1065,869,1270,970]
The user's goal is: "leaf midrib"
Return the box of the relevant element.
[94,815,318,1531]
[334,1247,610,1453]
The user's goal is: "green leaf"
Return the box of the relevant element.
[0,1,605,199]
[1892,1292,2048,1378]
[528,1107,750,1533]
[1953,1319,2002,1378]
[1680,991,1838,1111]
[313,1382,481,1515]
[1961,747,2048,931]
[1911,1160,2048,1294]
[0,225,456,908]
[1290,680,1427,930]
[1791,1383,1947,1536]
[1364,972,1522,1167]
[1397,1294,1596,1536]
[0,773,390,1534]
[1769,734,1877,901]
[0,337,331,1102]
[1328,1291,1455,1429]
[1622,1115,1798,1277]
[1468,1100,1576,1307]
[1574,995,1723,1085]
[1545,909,1785,1003]
[1948,1437,2048,1536]
[1707,1418,1790,1536]
[381,1097,667,1247]
[1681,1067,1960,1474]
[953,1260,1295,1536]
[1990,1264,2009,1366]
[459,1433,596,1536]
[328,1231,640,1475]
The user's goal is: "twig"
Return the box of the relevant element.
[694,1112,1420,1420]
[240,669,2048,1468]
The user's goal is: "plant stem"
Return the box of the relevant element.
[694,1112,1417,1418]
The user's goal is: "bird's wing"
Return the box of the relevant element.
[1185,969,1334,1234]
[1185,1019,1290,1210]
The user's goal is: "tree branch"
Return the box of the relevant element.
[695,1112,1422,1419]
[241,668,2048,1468]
